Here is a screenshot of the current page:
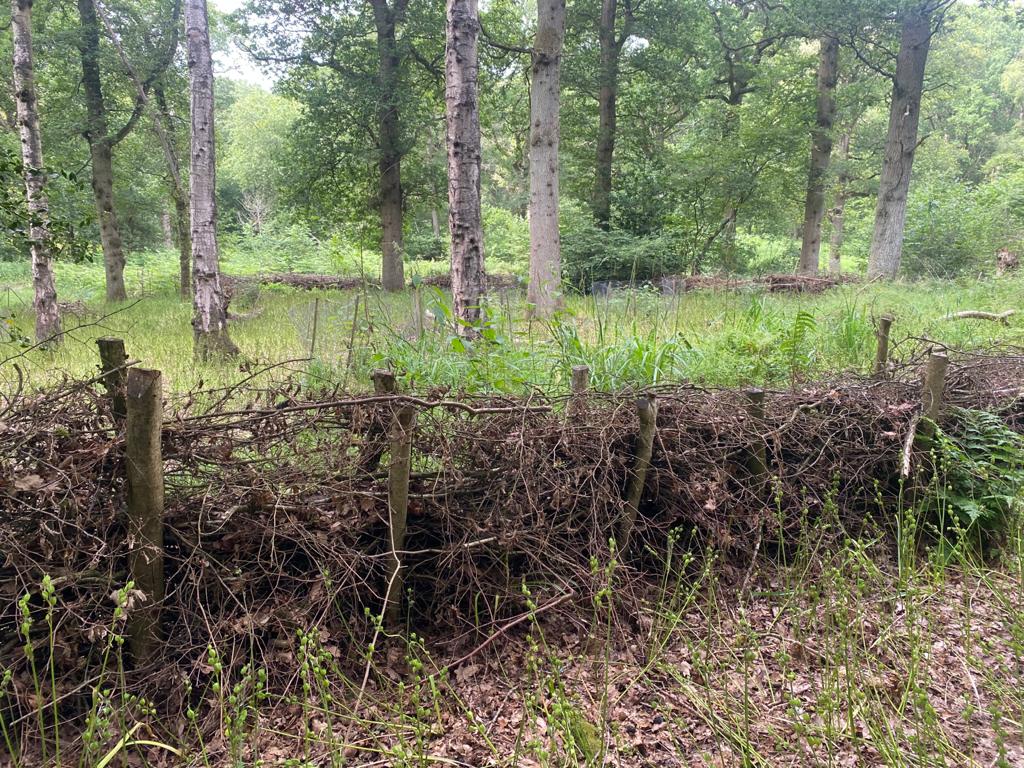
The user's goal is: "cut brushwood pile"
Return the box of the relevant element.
[1,350,1023,753]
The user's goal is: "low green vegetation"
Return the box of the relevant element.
[2,250,1022,396]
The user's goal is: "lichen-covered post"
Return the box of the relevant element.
[358,369,398,473]
[569,365,589,418]
[872,314,894,378]
[384,400,415,629]
[917,349,949,444]
[97,337,128,422]
[124,367,165,663]
[745,388,768,481]
[619,394,657,551]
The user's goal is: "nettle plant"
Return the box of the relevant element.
[930,407,1024,545]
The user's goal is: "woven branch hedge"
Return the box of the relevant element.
[1,353,1023,712]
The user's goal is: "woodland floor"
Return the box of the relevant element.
[181,547,1024,768]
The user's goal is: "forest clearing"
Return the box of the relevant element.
[3,0,1024,764]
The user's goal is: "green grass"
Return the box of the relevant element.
[2,249,1023,396]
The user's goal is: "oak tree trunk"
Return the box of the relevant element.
[867,8,932,280]
[527,0,566,316]
[371,0,406,291]
[77,0,128,302]
[592,0,619,229]
[12,0,60,343]
[186,0,236,357]
[798,37,839,275]
[445,0,485,333]
[827,129,852,276]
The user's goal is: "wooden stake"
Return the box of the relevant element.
[571,365,590,395]
[343,294,361,388]
[917,349,949,444]
[309,296,320,357]
[619,395,657,551]
[358,370,398,473]
[569,365,589,418]
[384,401,415,629]
[124,368,165,664]
[97,337,128,422]
[413,284,424,339]
[745,389,768,480]
[872,314,894,378]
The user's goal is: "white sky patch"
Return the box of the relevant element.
[211,0,276,90]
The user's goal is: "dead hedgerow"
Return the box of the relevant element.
[0,350,1023,740]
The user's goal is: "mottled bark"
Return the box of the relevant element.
[592,0,620,229]
[445,0,485,333]
[798,37,839,276]
[11,0,60,343]
[868,9,932,280]
[430,207,441,238]
[155,87,191,299]
[161,209,174,249]
[527,0,566,316]
[77,0,127,302]
[186,0,236,356]
[827,129,852,276]
[371,0,406,291]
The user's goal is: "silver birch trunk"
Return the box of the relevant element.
[867,9,932,280]
[798,36,839,276]
[12,0,61,344]
[445,0,485,333]
[527,0,565,316]
[186,0,236,356]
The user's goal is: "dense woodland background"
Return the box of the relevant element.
[0,0,1022,293]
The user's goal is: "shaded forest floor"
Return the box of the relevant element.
[10,535,1022,767]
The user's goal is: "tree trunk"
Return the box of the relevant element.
[371,0,405,291]
[527,0,566,316]
[430,207,441,238]
[12,0,60,344]
[154,87,191,299]
[445,0,485,333]
[161,208,174,249]
[186,0,236,357]
[592,0,619,229]
[827,129,852,275]
[798,37,839,275]
[77,0,127,302]
[867,8,932,280]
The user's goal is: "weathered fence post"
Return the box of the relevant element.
[619,395,657,551]
[872,314,894,379]
[412,281,425,339]
[571,365,590,395]
[309,296,320,357]
[358,370,398,473]
[917,349,949,444]
[384,401,415,629]
[97,337,128,422]
[569,365,589,417]
[744,389,768,481]
[124,368,165,664]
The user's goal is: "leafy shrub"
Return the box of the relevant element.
[403,227,447,262]
[901,180,998,277]
[930,407,1024,546]
[560,200,688,288]
[482,205,529,268]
